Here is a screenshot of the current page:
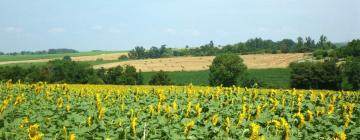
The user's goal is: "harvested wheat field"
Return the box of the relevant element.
[94,53,311,72]
[0,52,127,65]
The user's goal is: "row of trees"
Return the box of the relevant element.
[0,54,252,87]
[0,48,78,56]
[0,56,175,86]
[128,45,172,59]
[127,35,337,59]
[290,39,360,90]
[0,58,142,85]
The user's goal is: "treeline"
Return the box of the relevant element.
[128,35,338,59]
[0,57,142,85]
[0,48,78,56]
[290,39,360,90]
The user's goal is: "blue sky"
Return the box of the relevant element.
[0,0,359,53]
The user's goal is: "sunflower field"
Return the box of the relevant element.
[0,81,359,140]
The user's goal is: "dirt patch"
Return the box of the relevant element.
[93,53,311,72]
[71,52,127,61]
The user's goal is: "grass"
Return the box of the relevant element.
[247,68,290,88]
[0,51,127,62]
[143,68,290,89]
[143,70,210,86]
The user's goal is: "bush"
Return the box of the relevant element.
[63,56,72,61]
[149,70,172,85]
[209,53,247,87]
[118,55,128,60]
[240,75,266,88]
[313,49,328,60]
[96,58,104,61]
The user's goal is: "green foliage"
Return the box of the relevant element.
[128,46,147,59]
[102,65,143,85]
[0,60,143,85]
[47,59,93,83]
[337,39,360,58]
[343,57,360,90]
[127,35,339,59]
[149,70,172,85]
[209,54,247,87]
[48,48,78,54]
[62,56,72,61]
[240,74,266,88]
[118,55,128,60]
[289,60,342,90]
[128,45,173,59]
[3,48,78,56]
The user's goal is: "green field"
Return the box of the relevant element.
[0,51,126,62]
[143,68,290,88]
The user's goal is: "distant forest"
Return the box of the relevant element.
[0,35,345,58]
[127,35,345,59]
[0,48,78,55]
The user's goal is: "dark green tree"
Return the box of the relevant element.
[62,56,72,61]
[128,46,147,59]
[338,39,360,58]
[290,60,341,90]
[209,54,247,87]
[344,57,360,90]
[149,70,172,85]
[120,65,140,85]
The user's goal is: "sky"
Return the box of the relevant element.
[0,0,359,53]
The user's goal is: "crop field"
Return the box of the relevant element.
[93,53,310,71]
[142,68,291,88]
[0,82,359,139]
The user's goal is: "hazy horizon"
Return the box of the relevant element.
[0,0,359,53]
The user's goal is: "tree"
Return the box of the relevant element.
[296,37,304,52]
[289,60,341,90]
[149,70,172,85]
[316,35,335,50]
[106,66,123,84]
[148,46,160,58]
[209,54,247,87]
[118,55,128,60]
[278,39,295,53]
[289,62,314,89]
[63,56,72,61]
[120,65,141,85]
[128,46,147,59]
[344,57,360,90]
[339,39,360,58]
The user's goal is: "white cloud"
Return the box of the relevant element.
[91,25,104,31]
[91,25,121,33]
[165,28,177,34]
[2,26,23,33]
[184,29,201,37]
[48,27,65,33]
[107,27,121,33]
